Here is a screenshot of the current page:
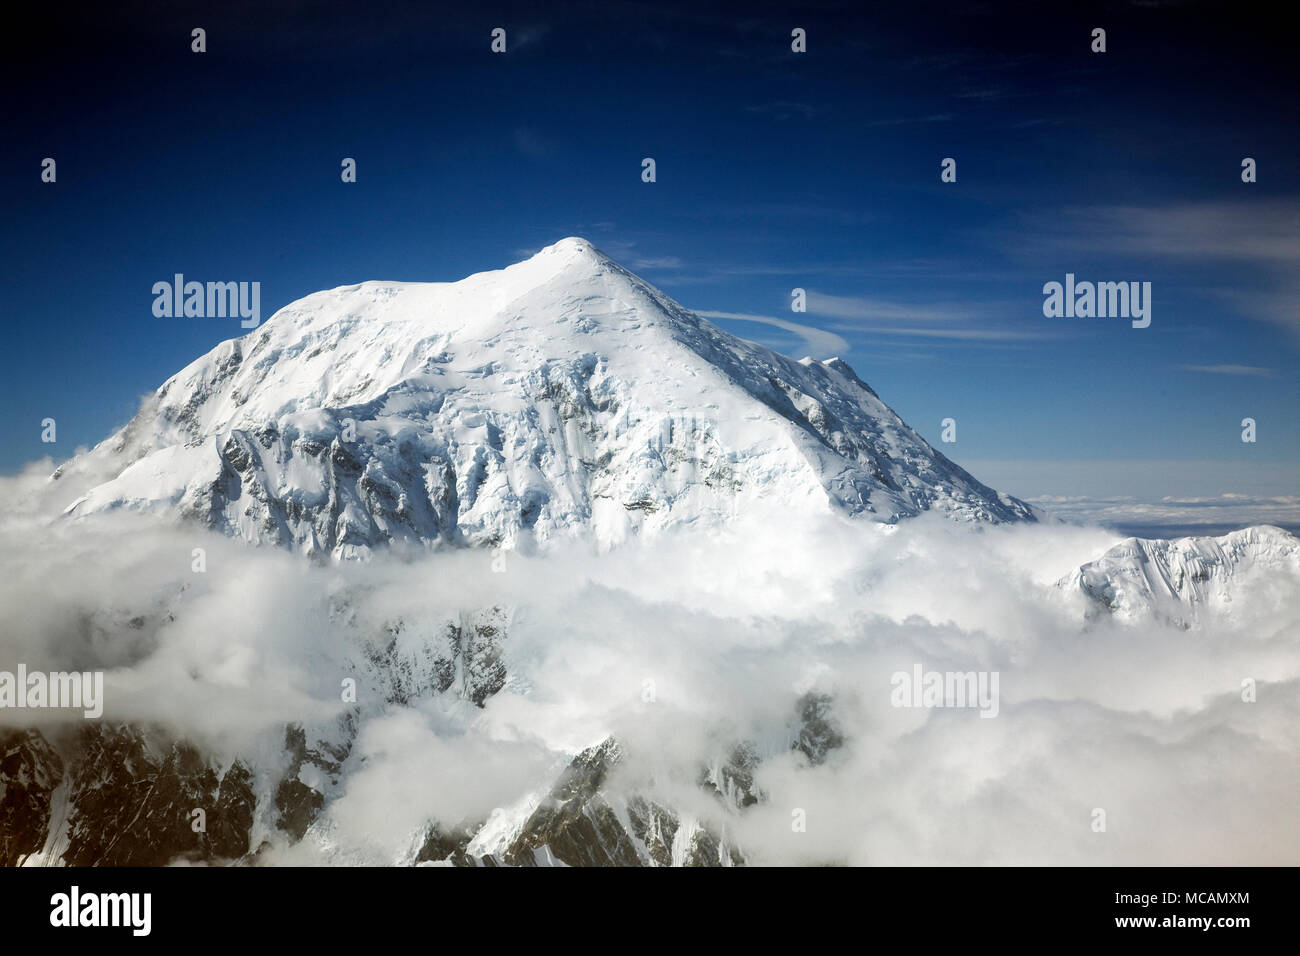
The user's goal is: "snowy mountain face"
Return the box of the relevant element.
[1060,525,1300,626]
[54,238,1034,559]
[19,241,1297,869]
[4,238,1048,868]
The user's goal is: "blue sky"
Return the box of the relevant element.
[2,1,1296,526]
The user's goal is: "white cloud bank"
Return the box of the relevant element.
[1,464,1297,866]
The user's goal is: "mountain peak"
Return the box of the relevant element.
[55,240,1037,559]
[541,236,600,257]
[525,236,610,272]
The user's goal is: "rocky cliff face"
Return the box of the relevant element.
[5,682,845,868]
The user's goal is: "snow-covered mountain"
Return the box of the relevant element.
[52,238,1034,558]
[1060,525,1300,625]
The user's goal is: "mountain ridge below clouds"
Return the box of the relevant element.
[1059,524,1300,627]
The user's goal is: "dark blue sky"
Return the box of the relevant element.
[3,1,1297,504]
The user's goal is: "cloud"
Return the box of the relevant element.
[626,255,683,270]
[595,239,682,271]
[846,326,1052,341]
[696,204,877,228]
[508,24,551,51]
[746,101,825,120]
[1053,200,1300,264]
[1,464,1298,866]
[862,113,954,127]
[693,310,849,358]
[512,127,554,159]
[1177,363,1274,377]
[1012,199,1300,337]
[793,291,1059,342]
[954,87,1009,101]
[805,292,970,323]
[1027,494,1300,535]
[957,459,1300,534]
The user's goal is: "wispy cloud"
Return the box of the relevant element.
[509,24,551,51]
[597,238,682,271]
[1011,199,1300,338]
[848,326,1052,341]
[512,127,555,159]
[746,101,825,120]
[630,256,684,269]
[862,113,953,128]
[1057,200,1300,264]
[805,292,969,323]
[695,202,877,227]
[957,460,1300,529]
[693,310,848,358]
[1025,493,1300,535]
[803,291,1056,342]
[1177,363,1274,377]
